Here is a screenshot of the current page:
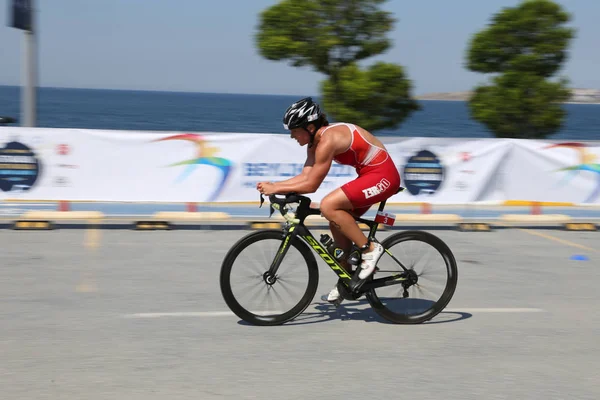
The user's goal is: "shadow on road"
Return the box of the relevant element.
[238,299,472,327]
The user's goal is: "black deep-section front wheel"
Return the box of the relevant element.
[366,230,458,324]
[220,230,319,326]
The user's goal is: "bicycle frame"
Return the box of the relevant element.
[265,194,411,294]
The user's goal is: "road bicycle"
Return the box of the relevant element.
[220,188,458,326]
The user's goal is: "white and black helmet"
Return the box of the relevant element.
[282,97,322,130]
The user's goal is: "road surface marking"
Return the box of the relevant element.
[444,308,544,313]
[517,228,598,254]
[124,311,283,318]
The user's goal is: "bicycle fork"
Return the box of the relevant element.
[263,226,297,285]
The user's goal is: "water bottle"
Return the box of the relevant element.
[319,234,345,260]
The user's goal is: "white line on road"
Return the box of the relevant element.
[123,308,544,318]
[124,312,234,318]
[123,311,283,318]
[445,308,545,313]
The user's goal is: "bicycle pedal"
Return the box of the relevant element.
[320,294,344,307]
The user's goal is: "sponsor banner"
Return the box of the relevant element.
[0,127,599,205]
[503,140,600,204]
[384,138,511,203]
[0,128,355,202]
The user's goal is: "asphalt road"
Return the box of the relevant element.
[1,228,599,399]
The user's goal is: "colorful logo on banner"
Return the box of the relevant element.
[544,142,600,203]
[402,150,445,196]
[154,134,233,201]
[0,141,42,192]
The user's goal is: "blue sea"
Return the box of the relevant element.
[0,85,599,140]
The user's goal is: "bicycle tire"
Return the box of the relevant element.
[220,230,319,326]
[366,230,458,324]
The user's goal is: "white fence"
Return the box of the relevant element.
[1,127,599,205]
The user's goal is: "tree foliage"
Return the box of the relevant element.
[321,62,420,131]
[466,0,576,139]
[256,0,419,131]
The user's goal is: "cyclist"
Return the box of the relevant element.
[256,97,401,303]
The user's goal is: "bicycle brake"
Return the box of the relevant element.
[259,194,276,217]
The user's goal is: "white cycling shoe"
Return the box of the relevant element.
[322,242,384,304]
[357,242,384,280]
[325,285,341,302]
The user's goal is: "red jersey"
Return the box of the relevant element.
[319,122,401,216]
[320,122,389,172]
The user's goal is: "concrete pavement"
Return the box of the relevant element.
[1,228,599,399]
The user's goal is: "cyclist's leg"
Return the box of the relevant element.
[320,161,400,302]
[329,221,352,273]
[320,189,369,303]
[323,162,400,280]
[320,189,370,250]
[327,204,367,268]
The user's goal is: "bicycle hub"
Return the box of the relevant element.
[263,271,277,285]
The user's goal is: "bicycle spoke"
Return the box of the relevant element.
[413,282,440,300]
[242,280,270,305]
[415,245,435,275]
[417,271,448,286]
[248,253,268,276]
[276,278,304,295]
[231,276,264,292]
[270,285,287,311]
[363,230,458,324]
[233,273,264,281]
[401,241,414,270]
[255,284,271,313]
[276,277,305,286]
[273,279,296,300]
[420,277,446,296]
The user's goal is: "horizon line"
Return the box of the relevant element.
[0,83,320,98]
[1,83,597,99]
[0,83,452,97]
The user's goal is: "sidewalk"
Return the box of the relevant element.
[2,201,600,219]
[2,201,599,231]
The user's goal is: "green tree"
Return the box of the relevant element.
[466,0,576,139]
[320,62,419,131]
[256,0,419,131]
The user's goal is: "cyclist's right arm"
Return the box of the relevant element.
[270,146,315,186]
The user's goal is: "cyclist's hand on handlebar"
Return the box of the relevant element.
[256,181,270,190]
[257,181,276,196]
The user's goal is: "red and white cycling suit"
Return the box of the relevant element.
[321,122,401,216]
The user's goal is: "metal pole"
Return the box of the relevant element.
[21,2,37,127]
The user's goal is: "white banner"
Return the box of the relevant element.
[0,127,599,205]
[503,140,600,204]
[382,138,512,204]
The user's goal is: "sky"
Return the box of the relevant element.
[1,0,598,96]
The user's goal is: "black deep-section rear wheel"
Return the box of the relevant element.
[220,230,319,326]
[366,230,458,324]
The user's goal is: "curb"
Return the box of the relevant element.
[3,212,599,231]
